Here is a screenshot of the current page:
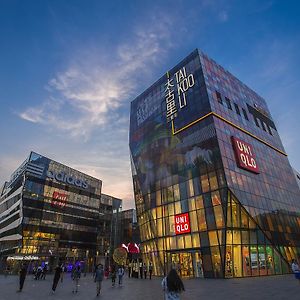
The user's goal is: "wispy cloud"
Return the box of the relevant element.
[19,17,173,139]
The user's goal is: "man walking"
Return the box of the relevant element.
[17,264,27,292]
[94,264,104,296]
[149,262,153,280]
[52,264,62,293]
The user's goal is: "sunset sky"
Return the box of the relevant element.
[0,0,300,208]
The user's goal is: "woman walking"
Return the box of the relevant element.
[111,265,116,287]
[161,269,185,300]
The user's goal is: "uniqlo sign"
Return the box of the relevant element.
[231,136,259,174]
[175,213,191,235]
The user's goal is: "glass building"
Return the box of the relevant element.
[0,152,120,273]
[129,49,300,278]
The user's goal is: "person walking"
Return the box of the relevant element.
[143,263,147,279]
[117,265,125,286]
[291,259,300,284]
[161,269,185,300]
[52,264,62,293]
[139,260,143,279]
[94,264,104,296]
[149,262,153,280]
[72,265,81,293]
[128,261,132,278]
[111,265,116,287]
[41,264,48,280]
[17,264,27,292]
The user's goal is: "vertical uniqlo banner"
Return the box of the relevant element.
[175,213,191,235]
[231,136,259,174]
[52,191,68,208]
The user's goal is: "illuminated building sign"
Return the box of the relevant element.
[47,170,88,189]
[165,67,195,122]
[7,255,39,260]
[51,191,68,208]
[175,213,191,235]
[231,137,259,174]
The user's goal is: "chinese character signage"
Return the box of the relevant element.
[231,137,259,174]
[175,213,191,235]
[51,191,68,208]
[165,66,195,122]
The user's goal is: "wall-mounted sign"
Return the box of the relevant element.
[175,213,191,235]
[47,170,88,189]
[165,67,195,122]
[52,191,68,208]
[231,137,259,174]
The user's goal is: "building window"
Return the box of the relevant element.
[266,124,273,135]
[225,97,232,110]
[234,103,241,115]
[216,91,223,104]
[254,117,260,128]
[242,108,249,120]
[260,120,267,131]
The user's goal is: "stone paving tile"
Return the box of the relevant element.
[0,273,299,300]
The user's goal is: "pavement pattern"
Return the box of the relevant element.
[0,273,299,300]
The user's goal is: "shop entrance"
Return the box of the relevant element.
[167,251,204,278]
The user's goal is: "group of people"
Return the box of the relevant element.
[33,264,48,280]
[128,260,153,279]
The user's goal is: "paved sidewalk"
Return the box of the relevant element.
[0,273,298,300]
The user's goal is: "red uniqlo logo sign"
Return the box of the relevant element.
[175,213,191,235]
[52,191,68,208]
[231,136,259,174]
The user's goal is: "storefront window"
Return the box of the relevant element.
[250,246,259,276]
[242,246,251,276]
[233,245,242,277]
[211,246,222,277]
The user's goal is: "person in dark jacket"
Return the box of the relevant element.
[18,264,27,292]
[52,264,62,293]
[94,264,104,296]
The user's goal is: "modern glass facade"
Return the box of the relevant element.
[129,49,300,278]
[0,152,120,273]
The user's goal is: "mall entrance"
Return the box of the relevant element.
[166,250,204,278]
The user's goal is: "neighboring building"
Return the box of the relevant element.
[100,193,122,259]
[119,209,139,244]
[0,152,121,273]
[129,49,300,278]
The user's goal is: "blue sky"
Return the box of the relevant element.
[0,0,300,209]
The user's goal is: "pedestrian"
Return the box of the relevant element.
[41,264,48,280]
[143,263,147,279]
[94,264,104,296]
[149,262,153,280]
[128,261,132,278]
[161,269,185,300]
[36,265,42,280]
[72,265,81,293]
[52,264,62,293]
[111,265,116,287]
[17,263,27,292]
[139,260,143,279]
[117,265,125,286]
[291,259,300,284]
